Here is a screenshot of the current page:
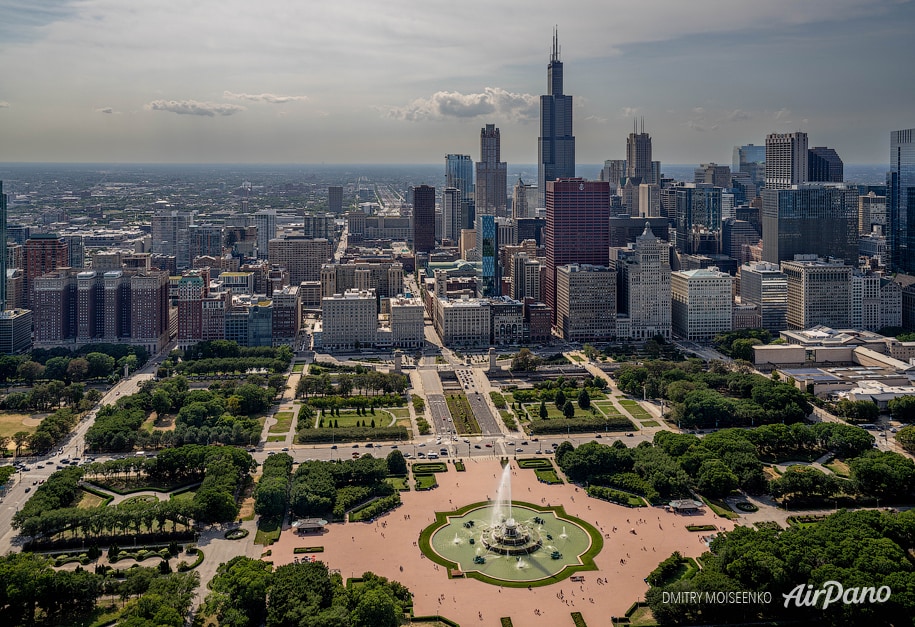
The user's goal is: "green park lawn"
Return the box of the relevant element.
[618,399,653,420]
[269,412,294,434]
[314,408,396,428]
[0,412,38,440]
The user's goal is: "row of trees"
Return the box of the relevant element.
[0,551,198,627]
[255,452,294,519]
[289,456,391,518]
[14,446,255,539]
[1,381,101,414]
[614,359,812,429]
[557,422,884,501]
[205,558,411,627]
[0,344,148,386]
[85,375,279,452]
[647,509,915,625]
[295,371,408,398]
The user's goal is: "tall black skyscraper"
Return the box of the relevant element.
[538,28,575,207]
[412,185,435,254]
[807,147,844,182]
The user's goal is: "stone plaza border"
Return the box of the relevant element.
[418,500,604,588]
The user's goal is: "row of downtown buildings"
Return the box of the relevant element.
[1,29,914,355]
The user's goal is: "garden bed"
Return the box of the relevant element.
[414,474,438,491]
[412,462,448,473]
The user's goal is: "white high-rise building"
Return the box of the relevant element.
[609,223,671,341]
[781,255,852,330]
[739,262,788,331]
[765,132,808,190]
[252,210,277,259]
[555,264,616,342]
[320,289,378,350]
[671,267,733,341]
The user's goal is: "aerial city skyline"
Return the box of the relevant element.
[1,1,914,164]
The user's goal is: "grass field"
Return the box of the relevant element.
[170,489,197,503]
[0,412,39,440]
[825,459,851,478]
[591,401,623,415]
[640,420,660,427]
[255,517,282,546]
[618,399,653,420]
[524,403,612,421]
[314,409,393,428]
[414,474,438,490]
[534,469,563,484]
[269,411,294,434]
[386,476,410,491]
[266,435,286,442]
[75,489,109,509]
[291,363,305,373]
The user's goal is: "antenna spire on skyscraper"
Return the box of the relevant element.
[552,26,560,62]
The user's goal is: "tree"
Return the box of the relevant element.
[769,465,839,500]
[86,352,117,379]
[563,400,575,419]
[17,360,45,385]
[833,399,879,424]
[510,348,541,372]
[582,344,599,361]
[539,400,548,419]
[351,587,399,627]
[577,388,591,410]
[850,450,915,500]
[65,357,90,382]
[555,389,567,411]
[12,431,30,456]
[696,459,739,498]
[43,356,71,382]
[386,449,407,475]
[205,556,272,627]
[896,425,915,454]
[888,395,915,423]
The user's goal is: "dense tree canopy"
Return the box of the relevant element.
[646,509,915,625]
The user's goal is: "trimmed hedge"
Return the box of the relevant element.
[586,485,646,508]
[411,462,448,473]
[528,415,634,435]
[517,458,552,469]
[297,426,408,443]
[293,546,325,553]
[349,493,401,522]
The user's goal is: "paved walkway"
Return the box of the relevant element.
[267,458,733,627]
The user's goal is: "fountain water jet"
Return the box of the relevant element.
[481,463,542,556]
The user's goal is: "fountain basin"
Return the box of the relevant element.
[419,501,602,586]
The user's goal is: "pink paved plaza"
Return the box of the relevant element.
[269,459,734,627]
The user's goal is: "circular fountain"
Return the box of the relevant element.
[481,516,542,555]
[419,463,603,585]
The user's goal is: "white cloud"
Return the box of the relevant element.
[385,87,537,122]
[774,107,792,121]
[687,120,719,132]
[0,101,9,109]
[726,109,751,122]
[223,91,309,104]
[95,106,114,114]
[620,107,639,118]
[145,99,245,117]
[585,115,608,124]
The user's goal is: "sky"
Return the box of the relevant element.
[0,0,913,165]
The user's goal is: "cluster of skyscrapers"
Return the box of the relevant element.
[2,30,915,356]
